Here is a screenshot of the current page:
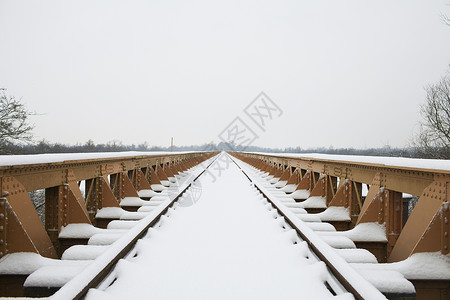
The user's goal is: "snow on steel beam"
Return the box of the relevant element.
[237,152,448,197]
[0,152,211,192]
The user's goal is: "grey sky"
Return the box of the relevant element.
[1,0,449,149]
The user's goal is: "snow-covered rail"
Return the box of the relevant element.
[230,155,412,299]
[0,151,218,297]
[231,152,450,299]
[46,154,220,299]
[67,153,393,300]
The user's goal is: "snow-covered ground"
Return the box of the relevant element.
[86,153,350,300]
[0,151,192,167]
[251,152,450,172]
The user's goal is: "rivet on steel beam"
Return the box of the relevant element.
[0,226,3,231]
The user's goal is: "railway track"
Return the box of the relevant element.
[0,151,447,299]
[229,154,415,300]
[1,152,408,299]
[0,152,218,299]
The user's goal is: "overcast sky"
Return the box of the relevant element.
[1,0,449,149]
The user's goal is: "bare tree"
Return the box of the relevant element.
[414,69,450,159]
[0,89,34,153]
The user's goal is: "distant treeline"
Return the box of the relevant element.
[1,139,441,159]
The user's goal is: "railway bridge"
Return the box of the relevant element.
[0,151,448,299]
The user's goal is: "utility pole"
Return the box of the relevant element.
[171,137,173,152]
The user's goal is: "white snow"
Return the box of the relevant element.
[335,249,378,264]
[137,189,159,198]
[106,220,139,230]
[120,212,152,220]
[137,206,157,212]
[290,189,311,200]
[62,245,110,260]
[119,197,156,207]
[352,252,450,280]
[268,177,279,184]
[266,174,275,180]
[150,184,166,192]
[282,184,298,193]
[0,252,89,275]
[316,207,351,221]
[252,152,450,172]
[88,233,125,246]
[355,269,415,294]
[0,151,193,167]
[318,223,387,243]
[320,236,356,249]
[274,180,288,188]
[59,224,103,239]
[283,202,308,209]
[304,222,337,232]
[149,195,170,201]
[297,196,327,209]
[96,207,128,219]
[160,180,171,187]
[59,223,126,239]
[24,265,88,288]
[289,207,307,214]
[148,196,168,202]
[296,214,322,222]
[279,197,296,203]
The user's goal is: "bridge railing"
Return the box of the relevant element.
[0,151,217,259]
[233,152,450,263]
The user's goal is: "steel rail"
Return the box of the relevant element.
[0,152,210,192]
[49,154,220,300]
[230,154,388,300]
[0,152,205,170]
[236,152,450,196]
[240,152,450,174]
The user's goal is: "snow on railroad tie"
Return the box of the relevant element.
[231,154,416,298]
[86,154,353,300]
